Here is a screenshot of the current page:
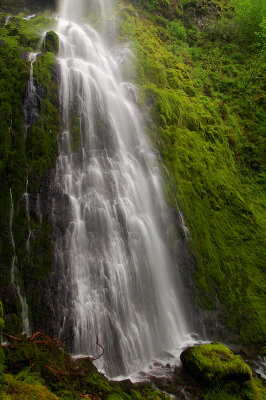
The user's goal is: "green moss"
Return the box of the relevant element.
[1,374,60,400]
[83,372,113,394]
[43,31,59,54]
[181,343,252,384]
[181,343,266,399]
[203,378,266,400]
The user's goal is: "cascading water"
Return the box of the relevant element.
[53,0,190,377]
[9,51,41,334]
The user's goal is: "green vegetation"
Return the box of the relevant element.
[118,0,266,342]
[0,334,172,400]
[43,30,59,54]
[180,343,265,399]
[0,13,59,331]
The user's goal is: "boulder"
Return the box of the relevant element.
[180,342,252,386]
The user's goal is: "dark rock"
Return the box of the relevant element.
[118,379,134,393]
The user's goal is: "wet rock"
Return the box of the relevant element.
[118,379,134,393]
[43,30,59,54]
[153,361,163,367]
[180,342,252,386]
[159,350,175,359]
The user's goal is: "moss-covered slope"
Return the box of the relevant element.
[0,333,171,400]
[117,1,265,343]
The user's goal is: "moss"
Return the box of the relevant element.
[203,378,266,400]
[180,343,266,399]
[181,343,252,384]
[1,374,60,400]
[144,59,168,88]
[43,31,59,54]
[83,372,113,394]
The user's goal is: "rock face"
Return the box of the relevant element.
[180,343,252,385]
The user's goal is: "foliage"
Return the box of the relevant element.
[232,0,266,45]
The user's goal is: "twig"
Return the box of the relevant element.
[45,365,65,382]
[91,335,104,361]
[45,364,67,376]
[46,359,67,375]
[1,332,23,342]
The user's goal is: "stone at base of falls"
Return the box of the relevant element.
[180,342,252,385]
[43,31,59,54]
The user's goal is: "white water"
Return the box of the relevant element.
[23,52,39,261]
[53,0,190,377]
[5,16,12,25]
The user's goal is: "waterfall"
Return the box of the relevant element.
[23,52,40,260]
[53,0,190,377]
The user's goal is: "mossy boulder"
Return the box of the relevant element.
[180,343,252,385]
[43,30,59,54]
